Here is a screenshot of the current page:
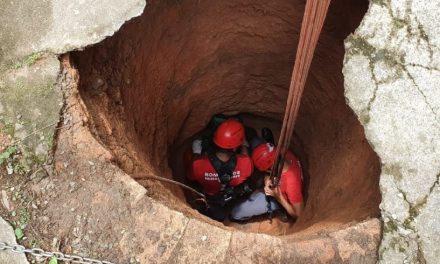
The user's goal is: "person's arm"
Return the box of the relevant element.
[187,147,202,182]
[264,177,303,218]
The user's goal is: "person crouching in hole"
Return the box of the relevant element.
[186,119,255,222]
[230,130,304,222]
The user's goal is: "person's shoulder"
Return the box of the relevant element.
[286,151,299,163]
[192,155,210,170]
[236,154,253,172]
[284,163,302,181]
[193,154,209,161]
[236,154,252,163]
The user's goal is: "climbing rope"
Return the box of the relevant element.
[133,173,206,199]
[270,0,331,184]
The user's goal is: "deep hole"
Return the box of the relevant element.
[71,0,381,236]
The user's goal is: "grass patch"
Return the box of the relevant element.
[8,52,44,70]
[24,52,43,66]
[12,61,23,70]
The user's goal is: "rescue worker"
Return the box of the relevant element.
[197,114,249,156]
[230,142,303,221]
[187,119,254,221]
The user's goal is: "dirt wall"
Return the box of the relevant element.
[72,0,380,234]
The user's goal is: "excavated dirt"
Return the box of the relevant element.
[70,0,380,235]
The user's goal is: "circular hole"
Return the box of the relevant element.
[71,0,380,236]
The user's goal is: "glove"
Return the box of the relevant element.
[206,194,226,207]
[223,187,235,203]
[192,139,203,155]
[223,184,252,203]
[233,183,253,197]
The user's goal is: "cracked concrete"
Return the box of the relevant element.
[344,0,440,263]
[0,217,29,264]
[0,0,146,168]
[0,0,146,68]
[1,0,438,262]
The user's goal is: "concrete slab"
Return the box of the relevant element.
[0,217,29,264]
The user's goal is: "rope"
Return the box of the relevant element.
[1,120,82,147]
[133,173,206,199]
[1,119,206,199]
[270,0,331,184]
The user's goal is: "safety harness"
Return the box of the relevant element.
[208,153,251,205]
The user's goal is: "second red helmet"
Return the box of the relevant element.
[252,143,276,171]
[213,119,245,149]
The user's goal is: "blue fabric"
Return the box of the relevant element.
[230,191,279,220]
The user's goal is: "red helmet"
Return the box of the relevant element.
[213,119,245,149]
[252,143,276,171]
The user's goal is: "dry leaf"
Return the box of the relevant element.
[1,190,11,211]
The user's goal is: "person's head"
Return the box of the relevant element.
[252,143,276,171]
[213,119,245,151]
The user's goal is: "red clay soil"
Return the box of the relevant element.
[71,0,380,235]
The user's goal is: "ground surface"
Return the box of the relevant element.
[2,0,439,263]
[1,0,383,263]
[0,55,382,263]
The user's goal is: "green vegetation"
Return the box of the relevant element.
[383,219,398,234]
[345,35,376,58]
[10,194,31,241]
[0,80,59,170]
[25,52,43,66]
[8,52,44,70]
[12,61,23,70]
[13,162,26,174]
[14,227,24,240]
[392,18,406,30]
[30,239,39,248]
[0,142,30,175]
[0,146,17,165]
[49,256,58,264]
[17,206,29,228]
[388,236,408,253]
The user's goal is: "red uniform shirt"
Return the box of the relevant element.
[279,152,303,204]
[189,154,253,196]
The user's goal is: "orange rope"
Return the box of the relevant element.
[271,0,331,184]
